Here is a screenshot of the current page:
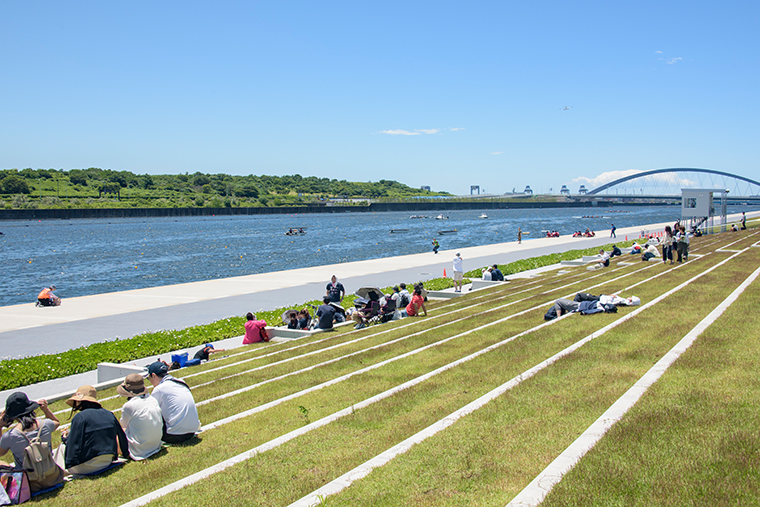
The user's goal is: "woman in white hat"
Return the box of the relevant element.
[117,374,162,460]
[58,385,129,475]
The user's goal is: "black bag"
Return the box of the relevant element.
[544,307,557,321]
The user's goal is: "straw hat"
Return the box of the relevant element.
[117,373,148,398]
[66,385,100,407]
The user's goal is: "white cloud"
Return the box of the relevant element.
[572,170,697,190]
[449,127,465,131]
[490,151,504,155]
[667,57,682,64]
[415,129,440,135]
[381,129,420,136]
[572,170,642,188]
[655,50,663,54]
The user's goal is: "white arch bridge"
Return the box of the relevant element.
[584,168,760,201]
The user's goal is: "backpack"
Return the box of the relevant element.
[18,424,64,494]
[259,327,270,342]
[398,294,410,308]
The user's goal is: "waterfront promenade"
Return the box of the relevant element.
[0,219,680,359]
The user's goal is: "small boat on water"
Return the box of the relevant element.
[285,227,307,236]
[390,228,409,234]
[438,229,458,235]
[479,213,488,219]
[409,215,428,219]
[435,214,449,220]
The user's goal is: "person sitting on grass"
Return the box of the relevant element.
[641,243,660,261]
[316,296,337,330]
[397,283,411,307]
[400,287,427,318]
[491,264,504,281]
[243,312,269,344]
[0,393,61,480]
[117,374,162,461]
[298,309,312,330]
[147,361,201,445]
[610,244,622,257]
[352,292,381,329]
[287,312,299,329]
[59,385,129,475]
[482,267,493,281]
[597,249,611,268]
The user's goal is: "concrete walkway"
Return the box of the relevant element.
[0,215,747,359]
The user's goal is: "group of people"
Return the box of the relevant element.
[0,361,201,492]
[572,229,596,238]
[545,231,560,238]
[350,283,428,330]
[659,224,690,264]
[480,264,505,281]
[544,292,640,321]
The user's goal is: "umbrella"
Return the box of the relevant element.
[355,286,384,300]
[281,309,299,323]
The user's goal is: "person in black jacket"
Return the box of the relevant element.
[58,385,128,476]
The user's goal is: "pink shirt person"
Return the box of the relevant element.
[243,312,268,344]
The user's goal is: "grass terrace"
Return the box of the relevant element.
[17,225,760,506]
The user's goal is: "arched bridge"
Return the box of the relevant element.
[588,168,760,198]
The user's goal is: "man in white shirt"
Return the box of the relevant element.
[118,373,163,460]
[597,249,611,268]
[453,253,464,292]
[147,362,201,444]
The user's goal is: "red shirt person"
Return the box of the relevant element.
[243,312,269,344]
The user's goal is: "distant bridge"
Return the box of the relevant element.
[587,168,760,197]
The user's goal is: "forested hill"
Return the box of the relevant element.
[0,168,449,209]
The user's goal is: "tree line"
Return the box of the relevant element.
[0,168,448,208]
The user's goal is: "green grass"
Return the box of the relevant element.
[18,226,760,506]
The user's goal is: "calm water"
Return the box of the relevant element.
[1,205,755,307]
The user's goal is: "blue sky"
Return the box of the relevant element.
[2,1,758,194]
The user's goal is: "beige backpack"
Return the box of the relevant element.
[18,423,64,493]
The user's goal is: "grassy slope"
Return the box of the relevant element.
[23,228,760,507]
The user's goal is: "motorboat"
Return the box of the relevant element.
[285,227,307,236]
[435,214,449,220]
[479,213,488,219]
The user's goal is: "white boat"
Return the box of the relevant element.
[435,214,449,220]
[479,213,488,219]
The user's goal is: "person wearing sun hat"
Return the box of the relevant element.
[147,361,201,444]
[117,374,162,460]
[57,385,129,475]
[0,392,60,469]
